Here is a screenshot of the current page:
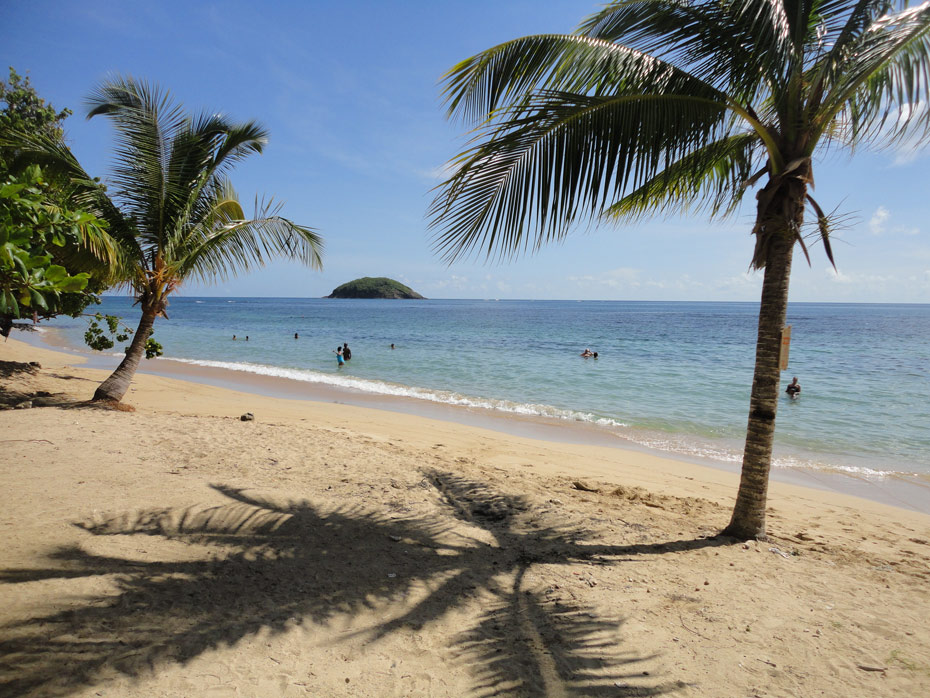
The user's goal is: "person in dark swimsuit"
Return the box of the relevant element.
[786,376,801,398]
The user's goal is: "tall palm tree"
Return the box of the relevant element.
[23,77,323,403]
[429,1,930,539]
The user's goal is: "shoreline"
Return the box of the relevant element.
[8,329,930,514]
[3,334,930,697]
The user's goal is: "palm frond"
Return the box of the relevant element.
[805,193,838,267]
[86,76,187,251]
[811,1,896,89]
[82,75,316,295]
[160,114,267,254]
[604,132,763,222]
[209,118,268,171]
[815,2,930,147]
[442,32,725,125]
[175,182,323,284]
[430,89,730,263]
[578,0,797,99]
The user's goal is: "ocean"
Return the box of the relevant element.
[39,297,930,483]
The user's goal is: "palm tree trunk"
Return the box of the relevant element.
[92,307,157,403]
[723,182,803,540]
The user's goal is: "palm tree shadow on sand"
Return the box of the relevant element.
[0,472,729,697]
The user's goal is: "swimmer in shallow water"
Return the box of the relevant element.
[786,376,801,398]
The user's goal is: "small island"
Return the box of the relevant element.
[326,277,426,299]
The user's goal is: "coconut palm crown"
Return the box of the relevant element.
[63,77,323,403]
[429,0,930,539]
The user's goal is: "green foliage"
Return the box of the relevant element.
[83,312,132,351]
[0,68,72,173]
[0,165,101,318]
[0,68,119,335]
[144,337,163,359]
[83,311,163,359]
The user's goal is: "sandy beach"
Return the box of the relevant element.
[2,336,929,697]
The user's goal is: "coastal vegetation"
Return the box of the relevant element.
[0,69,115,336]
[327,276,425,299]
[0,166,102,329]
[429,0,930,538]
[10,76,323,403]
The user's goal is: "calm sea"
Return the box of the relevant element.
[42,297,930,481]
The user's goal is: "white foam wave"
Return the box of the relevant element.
[165,357,629,427]
[606,431,906,480]
[160,356,908,482]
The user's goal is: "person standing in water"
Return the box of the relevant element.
[334,346,344,367]
[342,342,352,360]
[786,376,801,398]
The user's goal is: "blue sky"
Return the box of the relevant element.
[3,0,928,302]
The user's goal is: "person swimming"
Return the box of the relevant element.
[786,376,801,398]
[580,348,593,357]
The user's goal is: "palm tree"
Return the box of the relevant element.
[23,77,323,403]
[429,1,930,539]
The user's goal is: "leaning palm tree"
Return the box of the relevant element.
[41,77,322,403]
[430,1,930,539]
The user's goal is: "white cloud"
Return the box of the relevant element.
[432,274,471,290]
[422,162,459,182]
[866,206,921,237]
[892,147,930,166]
[869,206,890,235]
[714,271,760,292]
[566,267,642,289]
[826,267,896,287]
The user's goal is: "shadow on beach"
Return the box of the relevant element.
[0,473,731,697]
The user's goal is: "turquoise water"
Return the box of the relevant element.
[44,297,930,479]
